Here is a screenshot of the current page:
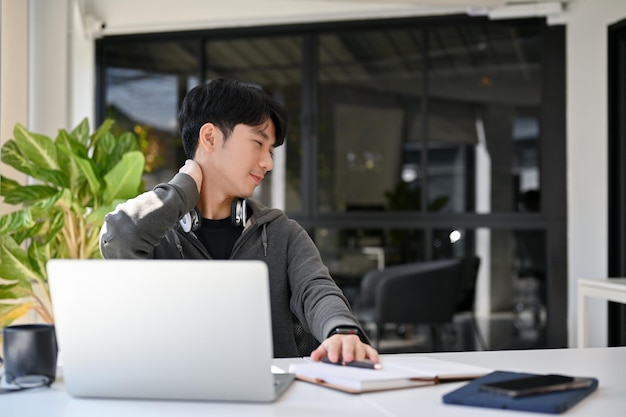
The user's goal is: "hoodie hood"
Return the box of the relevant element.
[241,199,284,258]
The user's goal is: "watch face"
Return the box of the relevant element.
[330,327,367,344]
[334,328,358,335]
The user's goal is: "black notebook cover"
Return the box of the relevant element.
[442,371,599,414]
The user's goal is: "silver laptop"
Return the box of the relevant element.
[47,259,295,402]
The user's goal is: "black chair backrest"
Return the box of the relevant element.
[293,318,320,357]
[358,260,453,308]
[373,258,463,325]
[455,255,481,313]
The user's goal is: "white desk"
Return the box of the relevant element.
[3,348,626,416]
[577,278,626,347]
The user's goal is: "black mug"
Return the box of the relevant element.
[2,324,58,388]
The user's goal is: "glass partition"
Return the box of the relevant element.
[317,225,547,349]
[316,22,542,215]
[102,40,200,188]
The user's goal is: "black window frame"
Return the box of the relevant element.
[608,18,626,346]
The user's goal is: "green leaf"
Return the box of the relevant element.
[0,235,40,286]
[70,118,91,146]
[117,132,141,154]
[1,140,68,187]
[13,123,59,171]
[0,176,21,197]
[73,154,102,197]
[103,151,145,204]
[93,130,140,177]
[28,240,50,286]
[0,202,61,244]
[0,302,35,329]
[0,283,20,300]
[30,193,62,212]
[1,185,59,205]
[0,209,35,235]
[1,139,29,172]
[86,203,117,226]
[42,210,65,246]
[57,129,89,158]
[17,221,46,245]
[92,132,119,175]
[90,118,114,148]
[56,133,88,193]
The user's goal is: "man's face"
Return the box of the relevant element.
[210,121,276,198]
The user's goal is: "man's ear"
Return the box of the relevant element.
[198,123,217,153]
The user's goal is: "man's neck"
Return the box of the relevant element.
[197,198,233,220]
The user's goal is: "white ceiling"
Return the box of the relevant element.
[83,0,571,37]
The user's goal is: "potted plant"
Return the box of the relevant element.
[0,118,145,327]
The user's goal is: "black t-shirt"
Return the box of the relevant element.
[195,217,243,259]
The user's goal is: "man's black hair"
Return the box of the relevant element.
[178,78,288,159]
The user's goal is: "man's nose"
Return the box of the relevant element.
[260,152,274,172]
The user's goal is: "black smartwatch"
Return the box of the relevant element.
[329,327,366,343]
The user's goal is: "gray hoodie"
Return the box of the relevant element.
[100,173,366,357]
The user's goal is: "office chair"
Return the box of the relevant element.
[454,256,488,351]
[354,258,463,351]
[293,317,320,357]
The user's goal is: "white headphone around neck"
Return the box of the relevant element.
[179,208,200,233]
[231,198,247,227]
[179,199,246,233]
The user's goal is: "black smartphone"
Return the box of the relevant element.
[480,374,593,397]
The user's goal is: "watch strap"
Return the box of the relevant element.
[329,326,367,343]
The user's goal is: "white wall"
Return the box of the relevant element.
[566,0,626,347]
[1,0,93,139]
[0,0,29,213]
[88,0,464,35]
[28,0,71,137]
[70,0,96,128]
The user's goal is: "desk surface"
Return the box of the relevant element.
[3,347,626,416]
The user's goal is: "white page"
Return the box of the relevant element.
[380,356,492,379]
[289,361,436,391]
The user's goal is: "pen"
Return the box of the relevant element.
[322,356,383,370]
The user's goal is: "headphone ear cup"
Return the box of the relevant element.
[231,199,240,226]
[190,208,200,231]
[231,199,246,226]
[180,209,200,232]
[179,212,193,233]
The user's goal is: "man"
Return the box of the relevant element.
[100,78,379,364]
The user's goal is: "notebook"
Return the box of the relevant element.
[442,370,599,414]
[47,259,295,402]
[289,355,491,394]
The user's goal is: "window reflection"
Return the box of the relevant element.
[317,22,542,214]
[103,40,200,188]
[317,226,547,346]
[105,69,196,189]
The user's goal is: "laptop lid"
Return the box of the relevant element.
[47,259,294,402]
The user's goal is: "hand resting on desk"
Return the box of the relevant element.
[310,334,379,365]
